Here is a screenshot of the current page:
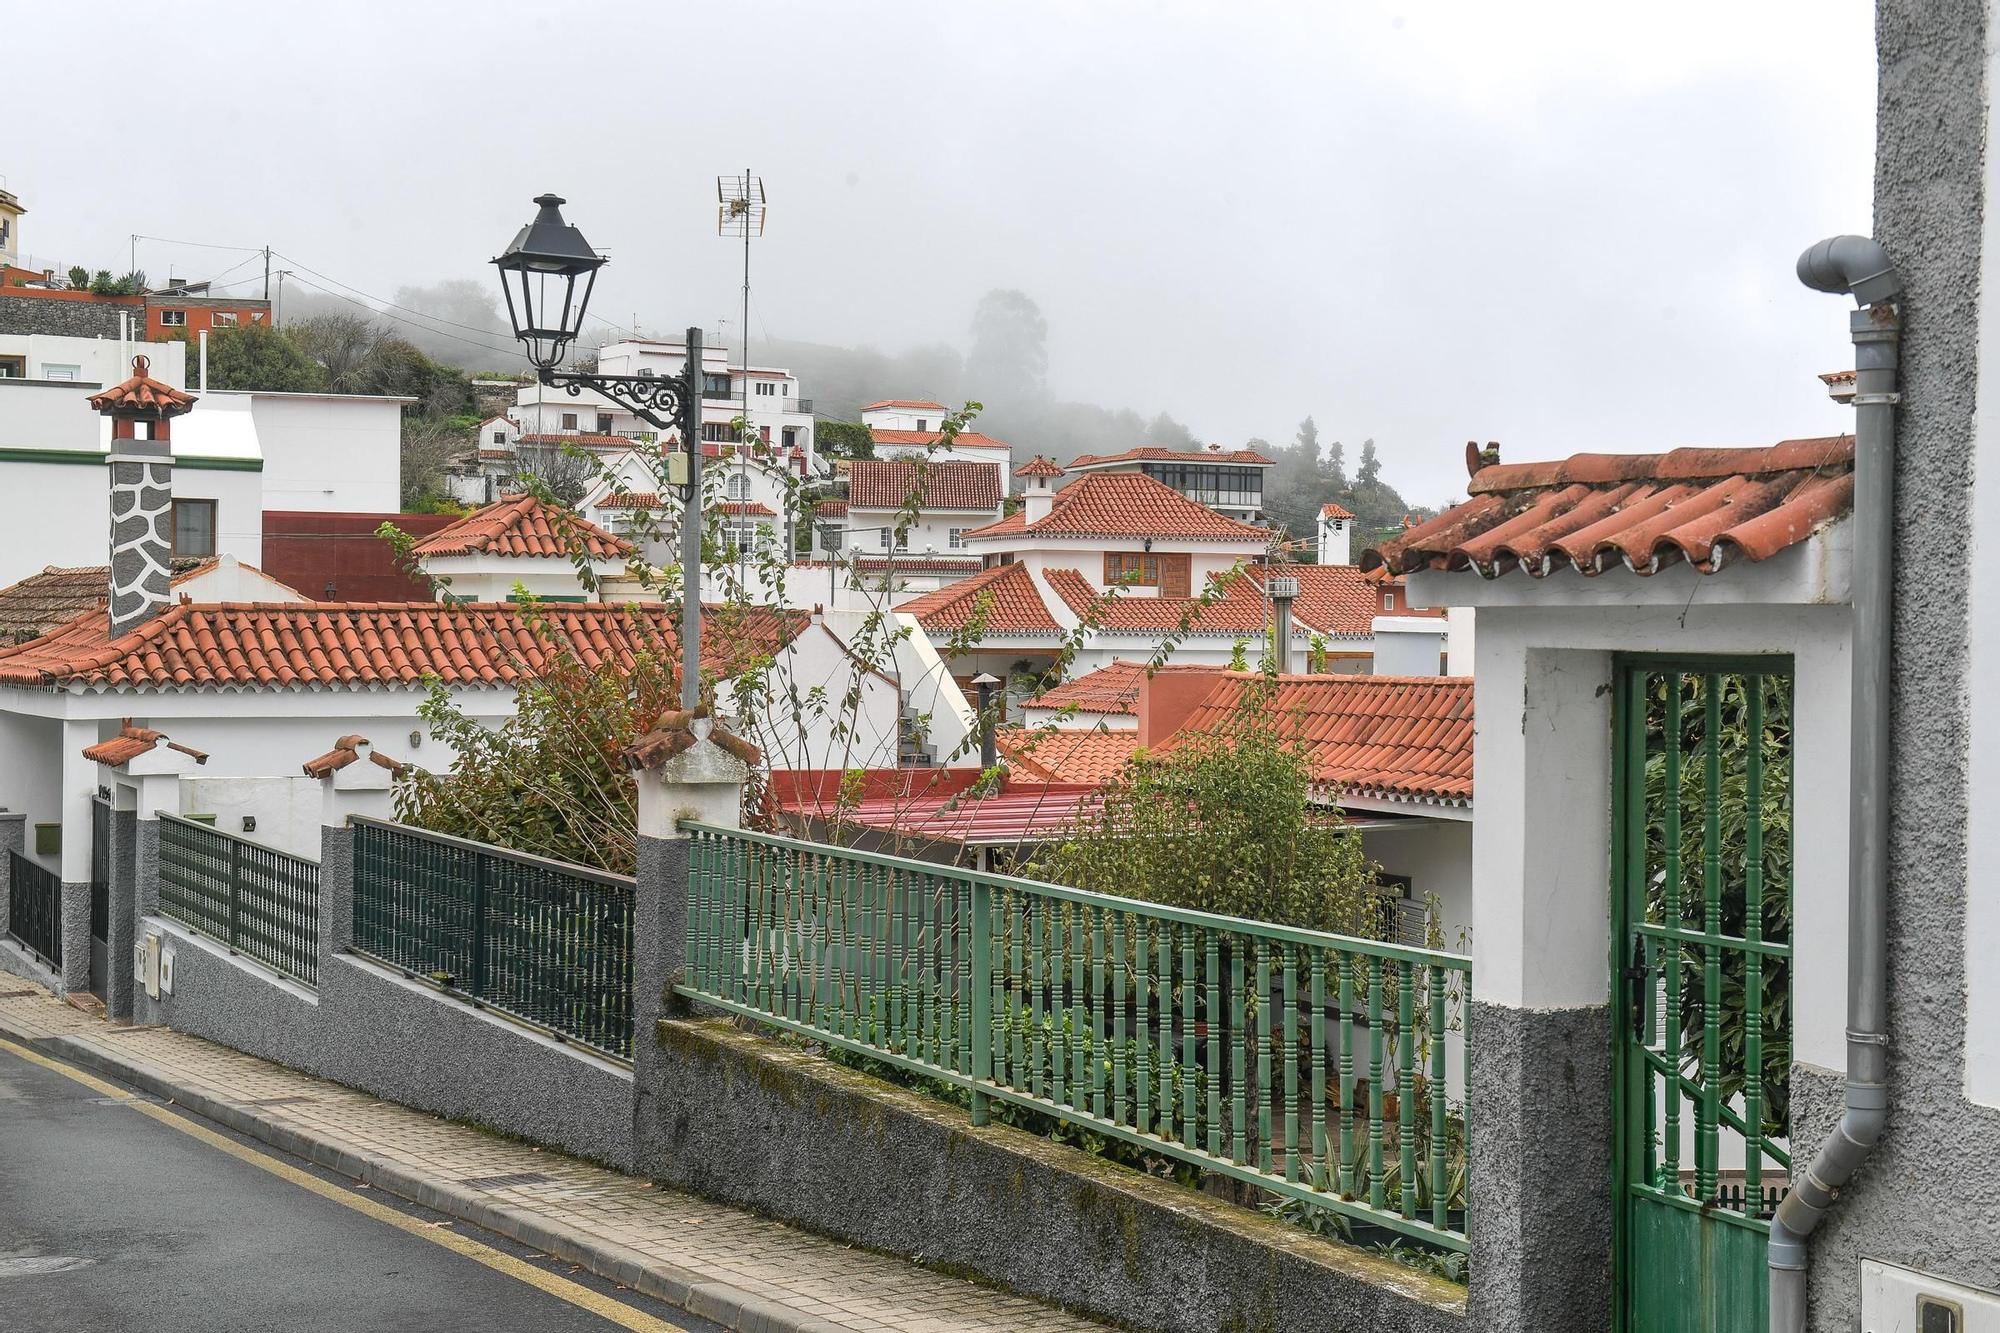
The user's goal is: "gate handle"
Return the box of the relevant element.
[1624,936,1648,1043]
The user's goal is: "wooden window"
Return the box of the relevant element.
[172,499,217,558]
[1104,553,1160,586]
[1160,553,1191,598]
[561,412,579,430]
[596,413,614,433]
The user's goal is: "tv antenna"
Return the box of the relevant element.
[718,170,767,586]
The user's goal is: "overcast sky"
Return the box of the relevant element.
[9,1,1874,505]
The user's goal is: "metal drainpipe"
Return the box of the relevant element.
[1770,235,1903,1331]
[1268,576,1299,674]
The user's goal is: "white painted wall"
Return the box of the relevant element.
[179,775,324,860]
[0,332,183,388]
[0,458,262,588]
[842,507,990,556]
[235,392,406,512]
[1319,514,1352,566]
[1370,616,1447,676]
[719,622,905,772]
[0,710,62,874]
[0,379,102,448]
[1466,601,1852,1071]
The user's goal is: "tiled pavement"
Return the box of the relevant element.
[0,981,1103,1333]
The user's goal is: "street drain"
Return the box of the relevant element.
[0,1256,95,1277]
[459,1171,554,1191]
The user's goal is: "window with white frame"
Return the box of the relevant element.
[159,309,187,327]
[1382,593,1395,612]
[915,418,929,431]
[726,473,750,501]
[948,528,965,549]
[491,430,507,444]
[755,381,777,397]
[212,311,238,326]
[41,363,79,381]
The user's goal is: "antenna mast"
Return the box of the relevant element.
[717,170,767,588]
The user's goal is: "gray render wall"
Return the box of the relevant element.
[1790,0,2000,1319]
[132,821,636,1170]
[644,1017,1470,1333]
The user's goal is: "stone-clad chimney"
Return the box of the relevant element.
[88,355,197,638]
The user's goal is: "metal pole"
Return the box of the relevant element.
[681,325,705,713]
[739,167,751,593]
[263,246,270,302]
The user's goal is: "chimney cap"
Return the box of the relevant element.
[88,355,197,420]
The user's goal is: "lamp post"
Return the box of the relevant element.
[493,193,706,711]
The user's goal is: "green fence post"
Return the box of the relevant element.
[470,850,489,1000]
[227,835,242,952]
[969,879,992,1126]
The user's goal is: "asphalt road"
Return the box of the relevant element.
[0,1039,718,1333]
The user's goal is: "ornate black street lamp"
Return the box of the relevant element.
[494,193,707,710]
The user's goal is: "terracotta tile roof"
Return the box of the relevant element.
[0,559,215,644]
[82,723,208,767]
[302,735,406,777]
[0,601,794,691]
[622,708,761,771]
[1025,660,1228,716]
[869,429,1013,452]
[720,501,777,518]
[964,473,1270,544]
[860,399,946,411]
[849,459,1003,510]
[1320,501,1355,520]
[413,494,634,561]
[1819,370,1857,385]
[476,449,515,461]
[1364,436,1855,579]
[1016,456,1065,479]
[516,432,634,449]
[814,499,849,517]
[86,356,196,416]
[773,769,1100,847]
[1257,564,1401,636]
[1159,674,1474,806]
[899,563,1062,635]
[594,493,669,510]
[1043,567,1269,635]
[999,727,1145,784]
[1068,446,1276,469]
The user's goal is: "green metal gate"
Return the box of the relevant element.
[1612,658,1793,1331]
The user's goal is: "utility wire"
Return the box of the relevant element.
[280,272,525,361]
[271,251,518,342]
[132,234,264,254]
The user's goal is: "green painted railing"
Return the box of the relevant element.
[159,813,321,987]
[679,822,1473,1251]
[350,817,635,1060]
[6,849,62,971]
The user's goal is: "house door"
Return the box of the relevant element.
[89,796,110,995]
[1612,658,1793,1332]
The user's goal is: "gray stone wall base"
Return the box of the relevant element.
[643,1017,1469,1333]
[1465,1001,1611,1331]
[59,880,91,994]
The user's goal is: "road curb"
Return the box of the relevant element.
[36,1032,851,1333]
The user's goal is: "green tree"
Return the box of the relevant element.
[967,288,1048,405]
[1295,415,1319,456]
[1031,681,1381,934]
[815,419,875,459]
[1356,437,1381,488]
[1326,436,1348,489]
[205,323,328,393]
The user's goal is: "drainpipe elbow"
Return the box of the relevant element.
[1797,235,1904,306]
[1768,1217,1809,1273]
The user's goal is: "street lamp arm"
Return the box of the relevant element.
[538,368,689,432]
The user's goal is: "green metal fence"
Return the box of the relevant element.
[680,822,1473,1251]
[158,813,321,987]
[7,849,62,971]
[350,817,636,1060]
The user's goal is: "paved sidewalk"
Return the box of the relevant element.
[0,981,1103,1333]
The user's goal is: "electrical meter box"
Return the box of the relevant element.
[1862,1259,2000,1332]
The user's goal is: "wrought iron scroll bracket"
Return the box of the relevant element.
[537,368,691,432]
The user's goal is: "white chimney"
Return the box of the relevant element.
[1370,615,1448,677]
[1318,507,1353,566]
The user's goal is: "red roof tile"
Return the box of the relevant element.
[814,499,849,517]
[1067,446,1275,469]
[1363,436,1855,579]
[800,555,983,575]
[301,735,406,777]
[1026,660,1223,715]
[1159,674,1474,805]
[516,433,634,449]
[861,399,946,412]
[720,501,776,518]
[869,429,1012,452]
[0,558,225,644]
[998,727,1145,784]
[848,459,1003,510]
[1320,502,1355,520]
[899,563,1061,635]
[413,494,633,561]
[1042,567,1270,634]
[82,723,208,767]
[1016,456,1065,478]
[964,473,1270,544]
[0,601,793,690]
[776,774,1101,847]
[1257,564,1405,636]
[87,356,196,417]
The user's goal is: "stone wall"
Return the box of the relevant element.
[0,292,138,339]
